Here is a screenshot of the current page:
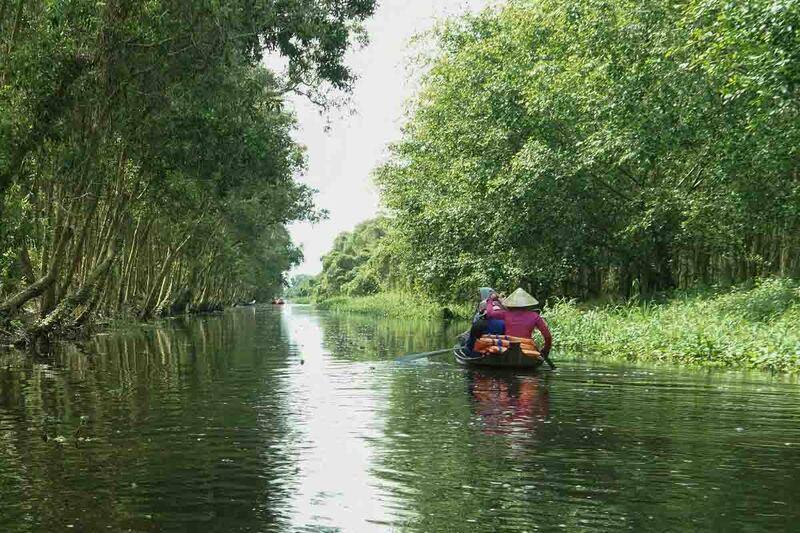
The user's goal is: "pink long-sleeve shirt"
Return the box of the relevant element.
[485,294,553,353]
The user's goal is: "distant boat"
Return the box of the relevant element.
[271,298,285,305]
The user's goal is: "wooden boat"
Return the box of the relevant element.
[453,340,544,369]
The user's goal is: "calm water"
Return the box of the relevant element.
[1,305,799,532]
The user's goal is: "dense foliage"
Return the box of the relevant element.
[549,278,800,372]
[310,217,410,300]
[371,0,800,302]
[285,274,316,301]
[0,0,375,345]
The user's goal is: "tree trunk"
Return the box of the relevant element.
[41,207,75,317]
[55,193,100,302]
[0,1,9,32]
[3,0,24,59]
[18,243,35,284]
[139,232,193,319]
[0,227,72,319]
[30,242,117,337]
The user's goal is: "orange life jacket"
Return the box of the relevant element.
[474,334,541,358]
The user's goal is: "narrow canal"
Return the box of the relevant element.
[1,305,799,531]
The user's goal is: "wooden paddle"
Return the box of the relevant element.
[541,352,557,370]
[395,347,453,363]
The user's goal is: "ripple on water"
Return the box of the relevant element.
[1,308,800,532]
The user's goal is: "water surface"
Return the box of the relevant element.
[1,305,799,531]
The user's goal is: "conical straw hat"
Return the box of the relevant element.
[502,288,539,308]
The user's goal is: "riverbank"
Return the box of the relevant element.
[0,302,230,352]
[315,292,472,319]
[313,279,800,373]
[549,279,800,373]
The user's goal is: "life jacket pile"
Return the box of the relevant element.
[473,335,541,358]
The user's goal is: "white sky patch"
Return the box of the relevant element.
[281,0,491,276]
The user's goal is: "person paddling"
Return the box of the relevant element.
[465,289,506,352]
[484,288,552,359]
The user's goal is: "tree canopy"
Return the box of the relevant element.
[0,0,375,343]
[370,0,800,302]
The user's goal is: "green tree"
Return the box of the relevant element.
[375,0,800,302]
[0,0,376,344]
[312,217,410,300]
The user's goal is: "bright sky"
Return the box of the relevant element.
[284,0,490,276]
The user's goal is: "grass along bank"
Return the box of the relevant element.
[314,292,472,319]
[548,278,800,373]
[312,279,800,373]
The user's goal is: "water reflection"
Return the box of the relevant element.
[466,370,550,437]
[1,306,799,532]
[278,304,394,531]
[0,308,299,531]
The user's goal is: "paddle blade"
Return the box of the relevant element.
[395,347,452,363]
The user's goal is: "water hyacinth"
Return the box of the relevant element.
[316,292,472,320]
[546,279,800,373]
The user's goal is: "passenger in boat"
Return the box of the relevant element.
[468,318,505,348]
[472,287,496,321]
[464,289,507,352]
[484,288,552,358]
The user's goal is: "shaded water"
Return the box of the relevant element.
[1,305,799,531]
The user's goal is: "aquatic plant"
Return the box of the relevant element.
[316,292,472,320]
[547,279,800,373]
